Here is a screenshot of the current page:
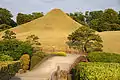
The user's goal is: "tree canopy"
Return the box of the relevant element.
[67,12,87,26]
[68,8,120,32]
[0,8,17,27]
[66,26,103,53]
[17,12,44,25]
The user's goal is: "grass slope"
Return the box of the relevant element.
[0,9,81,51]
[99,31,120,53]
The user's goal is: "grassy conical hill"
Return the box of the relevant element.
[1,9,120,53]
[10,8,81,33]
[1,8,81,51]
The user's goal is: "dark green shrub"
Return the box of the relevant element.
[0,39,33,60]
[0,61,20,80]
[0,54,13,61]
[87,52,120,63]
[30,56,41,70]
[30,51,48,69]
[72,62,120,80]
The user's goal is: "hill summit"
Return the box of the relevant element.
[11,8,81,33]
[8,8,81,51]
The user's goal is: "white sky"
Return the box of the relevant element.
[0,0,120,20]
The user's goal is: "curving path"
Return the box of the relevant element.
[10,54,81,80]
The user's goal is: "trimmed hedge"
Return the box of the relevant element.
[0,61,20,80]
[72,62,120,80]
[51,52,67,56]
[87,52,120,63]
[30,51,48,70]
[0,54,13,61]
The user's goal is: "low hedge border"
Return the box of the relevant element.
[72,62,120,80]
[87,52,120,63]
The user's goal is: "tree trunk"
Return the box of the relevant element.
[83,40,89,53]
[83,45,87,53]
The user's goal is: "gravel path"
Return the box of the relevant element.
[10,54,80,80]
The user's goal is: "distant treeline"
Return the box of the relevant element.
[0,8,120,32]
[67,8,120,32]
[0,7,44,31]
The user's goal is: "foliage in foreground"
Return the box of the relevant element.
[30,51,48,70]
[51,52,67,56]
[72,62,120,80]
[0,61,20,80]
[26,34,41,52]
[0,54,13,61]
[0,39,33,60]
[87,52,120,63]
[66,26,103,53]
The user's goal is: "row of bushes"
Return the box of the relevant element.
[71,52,120,80]
[72,62,120,80]
[0,61,20,80]
[87,52,120,63]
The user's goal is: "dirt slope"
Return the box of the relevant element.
[2,9,81,51]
